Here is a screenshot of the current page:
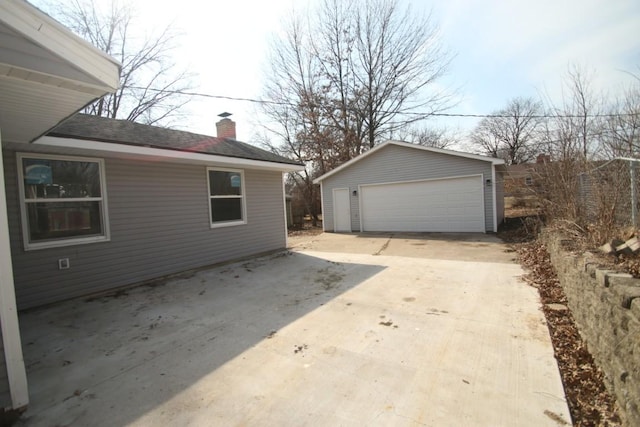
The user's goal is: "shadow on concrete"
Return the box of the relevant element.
[16,250,385,426]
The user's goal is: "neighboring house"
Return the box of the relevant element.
[314,141,504,233]
[502,163,536,197]
[4,113,303,311]
[501,155,550,197]
[1,0,120,412]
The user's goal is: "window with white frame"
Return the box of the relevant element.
[207,168,245,226]
[17,154,109,250]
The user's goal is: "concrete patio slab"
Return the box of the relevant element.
[15,233,570,426]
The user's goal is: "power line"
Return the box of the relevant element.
[130,86,640,120]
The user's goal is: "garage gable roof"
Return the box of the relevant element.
[313,140,504,183]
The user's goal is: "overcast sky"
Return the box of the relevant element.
[34,0,640,143]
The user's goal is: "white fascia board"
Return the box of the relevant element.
[1,0,120,91]
[313,140,504,183]
[34,136,305,172]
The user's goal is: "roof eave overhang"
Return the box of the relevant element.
[0,0,121,143]
[30,136,305,172]
[1,0,120,90]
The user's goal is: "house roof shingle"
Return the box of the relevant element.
[47,114,301,166]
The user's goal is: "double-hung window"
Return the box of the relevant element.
[207,168,246,227]
[17,154,109,250]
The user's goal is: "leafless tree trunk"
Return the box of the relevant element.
[541,65,604,162]
[349,0,452,148]
[260,0,452,222]
[470,97,543,164]
[263,0,452,158]
[41,0,194,127]
[536,66,607,225]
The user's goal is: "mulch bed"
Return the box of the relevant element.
[500,217,622,426]
[287,222,323,237]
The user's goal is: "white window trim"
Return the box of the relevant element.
[17,153,110,251]
[207,167,247,228]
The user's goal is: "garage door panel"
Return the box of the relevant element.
[361,176,484,232]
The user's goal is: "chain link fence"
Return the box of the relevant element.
[578,158,640,227]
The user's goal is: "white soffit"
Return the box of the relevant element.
[0,0,120,143]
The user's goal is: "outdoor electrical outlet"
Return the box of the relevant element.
[58,258,70,270]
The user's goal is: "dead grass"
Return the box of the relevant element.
[288,218,323,237]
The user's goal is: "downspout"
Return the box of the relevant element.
[631,161,637,226]
[492,164,498,232]
[0,129,29,409]
[282,173,288,248]
[319,182,326,232]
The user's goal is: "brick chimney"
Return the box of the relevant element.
[216,113,236,139]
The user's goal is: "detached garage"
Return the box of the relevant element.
[314,141,505,233]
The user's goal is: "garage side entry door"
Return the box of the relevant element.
[360,175,485,232]
[333,188,351,232]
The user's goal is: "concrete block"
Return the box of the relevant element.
[601,238,625,255]
[585,262,602,277]
[600,242,618,255]
[631,298,640,319]
[606,273,638,288]
[626,236,640,253]
[596,269,618,287]
[616,242,634,256]
[610,284,640,309]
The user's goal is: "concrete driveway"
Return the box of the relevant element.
[16,233,570,426]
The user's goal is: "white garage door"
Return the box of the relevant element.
[360,176,485,232]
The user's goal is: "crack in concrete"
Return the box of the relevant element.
[373,234,393,256]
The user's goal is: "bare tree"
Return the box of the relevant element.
[602,72,640,157]
[535,66,608,227]
[400,126,460,149]
[470,97,543,164]
[39,0,193,126]
[258,14,336,225]
[260,0,452,222]
[348,0,452,148]
[540,65,604,161]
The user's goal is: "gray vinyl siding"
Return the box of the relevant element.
[0,326,10,409]
[321,144,495,232]
[4,149,286,310]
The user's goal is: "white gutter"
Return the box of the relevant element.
[34,136,305,172]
